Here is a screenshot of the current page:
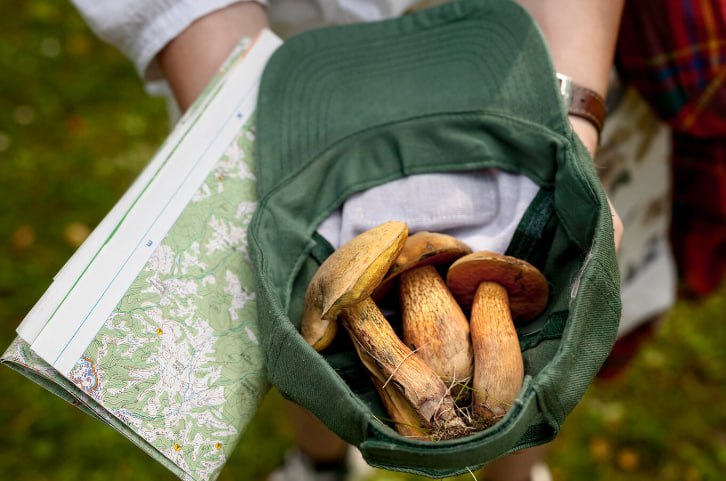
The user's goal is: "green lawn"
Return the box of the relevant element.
[1,2,724,481]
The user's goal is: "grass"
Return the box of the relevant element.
[1,2,724,480]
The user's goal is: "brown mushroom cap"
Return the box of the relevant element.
[446,251,549,322]
[373,231,472,300]
[301,221,408,350]
[385,231,473,281]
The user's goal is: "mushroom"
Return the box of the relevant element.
[380,231,474,391]
[446,252,549,422]
[301,221,409,351]
[302,221,465,435]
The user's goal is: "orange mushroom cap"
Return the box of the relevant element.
[446,251,549,322]
[385,231,473,280]
[374,231,472,299]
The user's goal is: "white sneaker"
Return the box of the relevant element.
[267,450,347,481]
[345,448,376,481]
[530,462,553,481]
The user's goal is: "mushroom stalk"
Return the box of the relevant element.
[400,265,473,391]
[373,380,429,440]
[356,345,429,439]
[469,282,523,420]
[341,297,464,433]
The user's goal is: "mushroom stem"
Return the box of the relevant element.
[400,265,473,391]
[341,297,464,432]
[356,347,429,439]
[469,282,523,421]
[373,380,430,440]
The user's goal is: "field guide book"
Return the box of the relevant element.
[2,29,283,481]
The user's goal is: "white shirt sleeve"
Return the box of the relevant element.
[70,0,268,86]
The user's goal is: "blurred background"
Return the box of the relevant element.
[1,2,724,480]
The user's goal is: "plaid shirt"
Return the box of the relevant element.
[616,0,726,297]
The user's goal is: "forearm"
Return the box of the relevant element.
[157,2,269,111]
[513,0,625,250]
[514,0,625,152]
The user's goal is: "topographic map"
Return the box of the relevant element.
[2,111,269,481]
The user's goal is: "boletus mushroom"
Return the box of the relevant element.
[301,221,408,351]
[301,221,466,437]
[382,231,474,392]
[446,251,548,423]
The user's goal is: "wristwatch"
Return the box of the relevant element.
[556,73,607,136]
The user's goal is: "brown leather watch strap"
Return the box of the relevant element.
[557,73,607,136]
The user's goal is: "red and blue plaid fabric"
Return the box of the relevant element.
[617,0,726,298]
[599,0,724,378]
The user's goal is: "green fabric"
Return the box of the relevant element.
[249,0,621,476]
[505,188,558,276]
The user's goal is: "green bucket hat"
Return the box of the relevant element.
[249,0,621,476]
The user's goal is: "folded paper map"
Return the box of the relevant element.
[2,30,282,481]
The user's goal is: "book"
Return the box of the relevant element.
[2,29,282,481]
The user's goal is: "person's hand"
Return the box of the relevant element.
[569,117,624,253]
[606,195,624,253]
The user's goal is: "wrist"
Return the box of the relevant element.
[569,116,600,156]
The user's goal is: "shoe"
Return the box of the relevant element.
[345,447,375,481]
[267,449,349,481]
[530,462,553,481]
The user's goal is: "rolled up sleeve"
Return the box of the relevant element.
[71,0,268,86]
